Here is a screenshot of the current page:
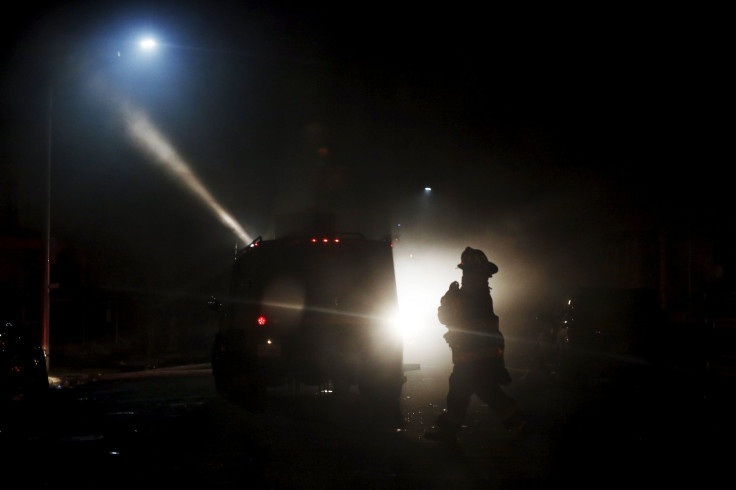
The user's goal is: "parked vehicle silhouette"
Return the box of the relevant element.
[210,226,404,425]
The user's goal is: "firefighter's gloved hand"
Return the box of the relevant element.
[440,282,460,305]
[438,282,461,326]
[443,330,461,346]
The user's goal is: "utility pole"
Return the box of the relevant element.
[43,82,53,372]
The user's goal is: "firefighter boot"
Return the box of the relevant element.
[503,410,530,443]
[424,410,461,444]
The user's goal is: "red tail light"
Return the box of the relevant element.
[257,316,267,326]
[310,237,340,244]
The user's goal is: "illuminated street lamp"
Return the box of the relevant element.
[42,36,158,370]
[139,37,157,51]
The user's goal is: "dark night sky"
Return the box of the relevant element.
[1,1,721,314]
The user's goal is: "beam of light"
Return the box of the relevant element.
[119,102,253,245]
[234,297,398,324]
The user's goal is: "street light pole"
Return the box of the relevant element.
[43,82,53,371]
[41,37,158,371]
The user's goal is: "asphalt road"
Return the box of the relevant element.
[1,360,731,489]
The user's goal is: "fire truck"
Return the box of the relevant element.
[210,224,404,424]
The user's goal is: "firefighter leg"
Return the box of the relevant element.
[425,363,473,443]
[476,374,527,435]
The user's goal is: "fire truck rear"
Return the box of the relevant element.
[210,230,404,424]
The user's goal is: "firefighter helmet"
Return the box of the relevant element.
[458,247,498,277]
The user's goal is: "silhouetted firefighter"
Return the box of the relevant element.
[425,247,526,444]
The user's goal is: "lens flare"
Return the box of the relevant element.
[139,38,157,50]
[119,102,252,245]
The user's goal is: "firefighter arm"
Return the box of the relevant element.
[442,329,462,347]
[437,281,460,326]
